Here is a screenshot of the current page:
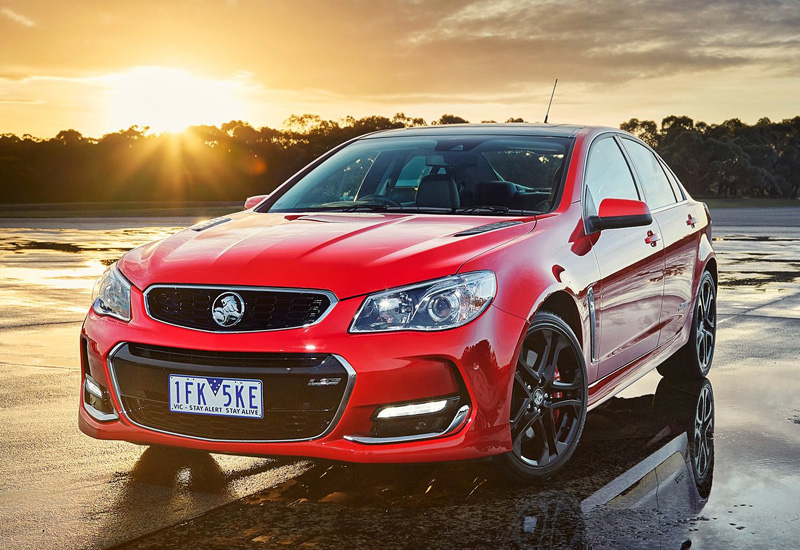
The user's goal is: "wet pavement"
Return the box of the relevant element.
[0,218,308,550]
[1,211,799,549]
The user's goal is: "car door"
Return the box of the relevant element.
[584,135,666,379]
[619,137,700,347]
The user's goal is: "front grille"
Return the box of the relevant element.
[110,343,353,441]
[145,285,334,332]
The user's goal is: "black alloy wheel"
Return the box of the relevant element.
[690,379,715,497]
[695,275,717,371]
[495,312,588,482]
[653,376,715,499]
[658,270,717,379]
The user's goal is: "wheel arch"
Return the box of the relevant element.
[533,289,584,349]
[703,255,718,285]
[698,230,716,283]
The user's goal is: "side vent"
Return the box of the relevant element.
[454,221,523,237]
[587,286,597,363]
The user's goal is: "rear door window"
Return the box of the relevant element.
[659,159,686,201]
[620,138,677,209]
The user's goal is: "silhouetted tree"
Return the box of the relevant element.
[433,114,469,125]
[392,113,426,127]
[620,118,660,148]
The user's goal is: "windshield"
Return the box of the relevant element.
[265,135,572,215]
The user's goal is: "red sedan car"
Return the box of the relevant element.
[80,124,716,481]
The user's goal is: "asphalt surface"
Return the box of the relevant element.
[1,208,799,549]
[707,206,800,229]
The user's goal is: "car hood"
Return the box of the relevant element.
[119,212,535,299]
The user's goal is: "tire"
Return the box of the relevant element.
[652,377,715,499]
[658,270,717,380]
[689,378,715,498]
[494,312,589,483]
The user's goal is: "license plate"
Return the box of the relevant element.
[169,375,263,419]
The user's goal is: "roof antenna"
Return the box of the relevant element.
[543,78,558,124]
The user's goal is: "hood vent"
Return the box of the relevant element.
[453,220,523,237]
[191,217,232,232]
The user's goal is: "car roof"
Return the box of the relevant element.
[361,123,599,140]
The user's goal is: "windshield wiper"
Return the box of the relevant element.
[321,202,390,212]
[306,203,534,216]
[455,206,533,216]
[319,203,453,215]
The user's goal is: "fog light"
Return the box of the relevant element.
[85,376,104,399]
[345,395,470,443]
[83,376,118,422]
[376,399,449,419]
[369,395,465,439]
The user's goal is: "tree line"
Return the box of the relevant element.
[622,116,800,199]
[1,113,798,204]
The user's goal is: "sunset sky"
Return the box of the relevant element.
[1,0,798,138]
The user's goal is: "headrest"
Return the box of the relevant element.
[416,174,460,209]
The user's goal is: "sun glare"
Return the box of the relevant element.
[102,67,246,133]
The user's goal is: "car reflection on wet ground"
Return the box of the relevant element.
[1,215,799,549]
[112,377,715,550]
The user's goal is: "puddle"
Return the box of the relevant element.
[5,241,133,254]
[714,235,799,242]
[719,271,800,287]
[113,377,720,549]
[0,224,182,331]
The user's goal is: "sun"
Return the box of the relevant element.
[102,66,246,133]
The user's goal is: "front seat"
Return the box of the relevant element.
[416,174,461,209]
[473,180,518,208]
[534,165,564,211]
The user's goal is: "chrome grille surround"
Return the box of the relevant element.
[143,284,337,333]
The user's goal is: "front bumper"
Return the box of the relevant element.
[79,286,527,463]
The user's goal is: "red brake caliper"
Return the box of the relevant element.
[552,367,562,425]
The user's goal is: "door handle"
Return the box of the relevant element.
[687,214,697,228]
[645,230,660,247]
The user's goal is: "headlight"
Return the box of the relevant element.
[91,263,132,322]
[350,271,496,332]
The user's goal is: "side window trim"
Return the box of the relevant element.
[617,135,679,210]
[615,136,667,205]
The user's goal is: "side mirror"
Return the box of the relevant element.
[588,198,652,231]
[244,194,269,210]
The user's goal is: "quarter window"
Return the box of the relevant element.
[584,136,640,217]
[620,138,677,209]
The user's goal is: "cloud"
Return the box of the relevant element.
[1,0,799,135]
[0,97,41,104]
[396,0,800,90]
[1,7,36,27]
[2,0,798,96]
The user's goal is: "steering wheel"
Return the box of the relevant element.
[356,194,402,207]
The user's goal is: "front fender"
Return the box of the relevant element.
[458,209,600,385]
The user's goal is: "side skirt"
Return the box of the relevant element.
[586,334,686,412]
